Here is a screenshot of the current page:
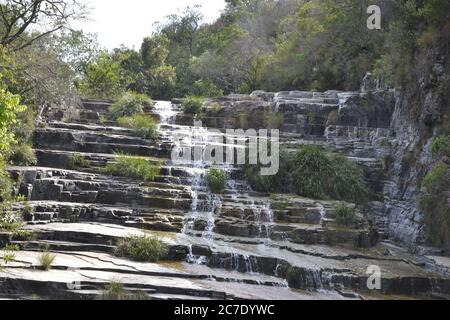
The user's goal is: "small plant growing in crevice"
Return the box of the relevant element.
[114,235,169,262]
[101,281,149,300]
[335,204,359,226]
[102,281,126,300]
[68,154,90,170]
[105,154,161,181]
[117,114,158,139]
[8,144,37,166]
[38,252,56,271]
[2,244,20,265]
[0,205,22,232]
[206,168,226,193]
[265,112,284,129]
[210,102,224,114]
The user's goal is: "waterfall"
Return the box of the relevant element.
[153,101,224,264]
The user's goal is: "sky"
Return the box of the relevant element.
[73,0,227,50]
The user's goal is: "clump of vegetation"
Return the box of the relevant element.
[431,135,450,157]
[102,281,126,300]
[0,158,13,203]
[422,163,448,188]
[105,154,161,181]
[206,168,226,193]
[109,92,153,119]
[292,146,368,204]
[38,252,56,271]
[265,112,284,129]
[245,148,293,193]
[68,154,90,170]
[246,146,368,204]
[2,244,20,265]
[183,96,204,115]
[419,161,450,248]
[114,235,169,262]
[117,114,158,139]
[101,281,148,300]
[0,205,22,232]
[79,53,122,99]
[8,144,37,166]
[210,102,224,114]
[335,204,359,226]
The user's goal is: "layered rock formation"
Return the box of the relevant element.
[1,92,449,300]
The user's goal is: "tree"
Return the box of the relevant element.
[0,81,26,155]
[0,0,87,50]
[141,35,170,70]
[79,53,122,99]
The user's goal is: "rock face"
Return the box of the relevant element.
[2,95,450,300]
[197,86,446,254]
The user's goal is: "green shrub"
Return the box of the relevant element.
[117,114,158,139]
[114,235,169,262]
[335,204,359,226]
[109,92,153,119]
[102,281,126,300]
[265,112,284,129]
[9,144,37,166]
[105,154,161,181]
[292,146,368,204]
[0,158,13,202]
[210,102,224,114]
[245,149,293,193]
[245,145,368,203]
[38,252,56,271]
[422,163,448,189]
[68,154,90,170]
[206,168,226,193]
[183,96,204,114]
[419,161,450,248]
[431,135,450,157]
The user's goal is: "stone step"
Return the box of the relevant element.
[11,222,450,296]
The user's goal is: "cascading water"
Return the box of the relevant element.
[153,101,224,264]
[153,101,273,274]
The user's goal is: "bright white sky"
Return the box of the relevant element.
[73,0,226,50]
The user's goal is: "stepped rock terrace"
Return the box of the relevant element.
[1,92,450,300]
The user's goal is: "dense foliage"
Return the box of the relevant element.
[183,96,205,115]
[420,135,450,249]
[76,0,449,101]
[206,168,227,193]
[246,145,368,204]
